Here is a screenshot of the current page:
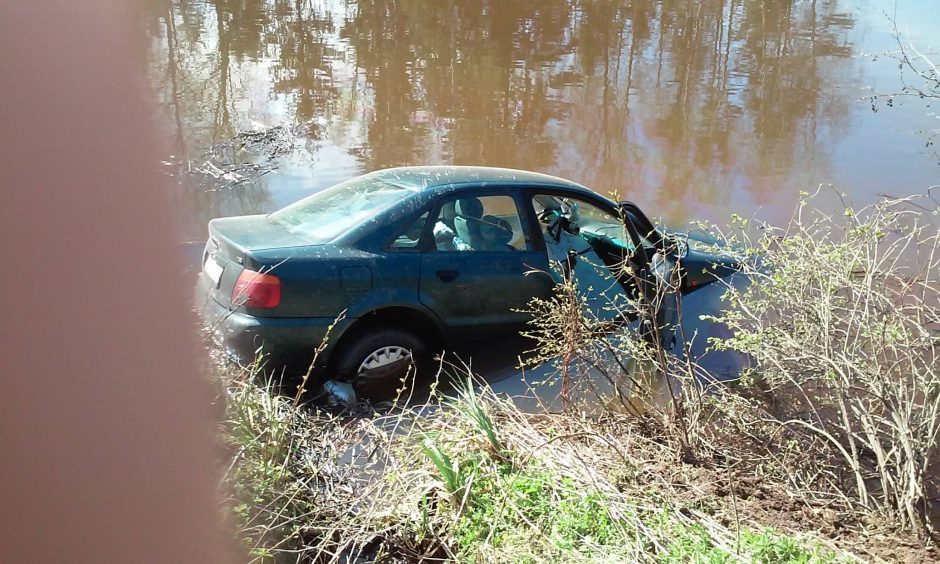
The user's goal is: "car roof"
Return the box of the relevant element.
[368,166,594,194]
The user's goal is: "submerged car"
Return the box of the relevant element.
[196,166,736,387]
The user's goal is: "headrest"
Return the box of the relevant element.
[481,215,513,245]
[441,201,457,225]
[455,197,484,219]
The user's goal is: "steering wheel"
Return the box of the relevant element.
[537,208,559,223]
[539,208,581,243]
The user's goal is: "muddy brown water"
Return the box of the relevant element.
[153,0,937,391]
[146,0,939,243]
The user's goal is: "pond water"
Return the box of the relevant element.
[145,0,940,244]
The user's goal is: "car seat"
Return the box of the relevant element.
[441,201,457,230]
[433,200,459,250]
[480,215,514,251]
[453,197,486,250]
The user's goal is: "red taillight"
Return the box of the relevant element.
[232,269,281,309]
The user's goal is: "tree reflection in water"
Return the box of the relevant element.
[144,0,861,236]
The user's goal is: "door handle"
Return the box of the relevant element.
[436,269,459,282]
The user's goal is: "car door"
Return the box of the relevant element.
[621,202,681,349]
[526,191,646,323]
[418,188,554,340]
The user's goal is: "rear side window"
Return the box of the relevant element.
[389,211,430,250]
[431,195,529,252]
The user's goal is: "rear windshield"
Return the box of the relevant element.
[269,176,419,242]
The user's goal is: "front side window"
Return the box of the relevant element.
[532,195,635,254]
[532,194,639,318]
[270,176,420,243]
[431,195,529,252]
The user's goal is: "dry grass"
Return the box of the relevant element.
[218,363,896,562]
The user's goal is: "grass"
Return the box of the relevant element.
[220,372,313,559]
[416,401,837,563]
[218,365,852,563]
[663,524,836,564]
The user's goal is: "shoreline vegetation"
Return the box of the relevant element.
[215,193,939,563]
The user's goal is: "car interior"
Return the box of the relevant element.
[391,195,652,288]
[434,196,527,252]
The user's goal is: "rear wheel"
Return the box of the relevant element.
[333,327,428,394]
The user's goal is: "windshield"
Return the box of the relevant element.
[270,176,419,242]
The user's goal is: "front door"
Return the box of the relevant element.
[528,193,643,322]
[419,191,554,340]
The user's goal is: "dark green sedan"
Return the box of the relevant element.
[196,166,735,387]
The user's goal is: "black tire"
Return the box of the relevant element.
[333,327,428,392]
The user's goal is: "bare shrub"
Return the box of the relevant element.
[521,221,707,460]
[706,193,940,532]
[521,191,940,537]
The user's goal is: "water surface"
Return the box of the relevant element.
[144,0,940,240]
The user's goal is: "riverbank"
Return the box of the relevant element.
[218,368,935,563]
[216,193,939,562]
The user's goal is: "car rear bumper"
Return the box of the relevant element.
[195,274,346,372]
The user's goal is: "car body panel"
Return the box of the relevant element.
[196,166,738,375]
[418,249,555,340]
[196,272,354,369]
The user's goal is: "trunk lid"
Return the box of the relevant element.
[201,215,316,309]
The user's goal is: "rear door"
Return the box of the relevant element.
[418,188,554,340]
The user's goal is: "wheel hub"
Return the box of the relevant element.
[357,345,413,375]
